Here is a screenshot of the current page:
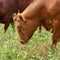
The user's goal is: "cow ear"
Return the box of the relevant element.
[19,15,24,21]
[19,15,26,22]
[17,12,26,22]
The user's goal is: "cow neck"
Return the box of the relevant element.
[21,0,45,19]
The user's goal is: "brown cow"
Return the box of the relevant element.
[0,0,33,32]
[13,0,60,47]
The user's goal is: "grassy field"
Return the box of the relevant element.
[0,24,60,60]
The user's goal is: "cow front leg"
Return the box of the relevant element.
[4,23,9,33]
[52,21,60,48]
[10,19,15,32]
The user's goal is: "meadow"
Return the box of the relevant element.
[0,24,60,60]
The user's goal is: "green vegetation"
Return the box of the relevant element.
[0,24,60,60]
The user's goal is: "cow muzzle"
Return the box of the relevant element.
[20,39,28,44]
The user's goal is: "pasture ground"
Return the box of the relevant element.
[0,24,60,60]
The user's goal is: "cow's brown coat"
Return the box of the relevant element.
[0,0,33,32]
[13,0,60,47]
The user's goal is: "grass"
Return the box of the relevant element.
[0,24,60,60]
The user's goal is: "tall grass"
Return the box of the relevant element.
[0,24,60,60]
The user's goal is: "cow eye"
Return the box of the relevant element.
[20,28,24,32]
[20,27,25,34]
[19,28,24,36]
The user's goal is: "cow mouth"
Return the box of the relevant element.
[19,34,32,44]
[20,36,29,44]
[20,39,28,44]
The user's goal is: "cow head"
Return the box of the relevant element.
[13,13,39,44]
